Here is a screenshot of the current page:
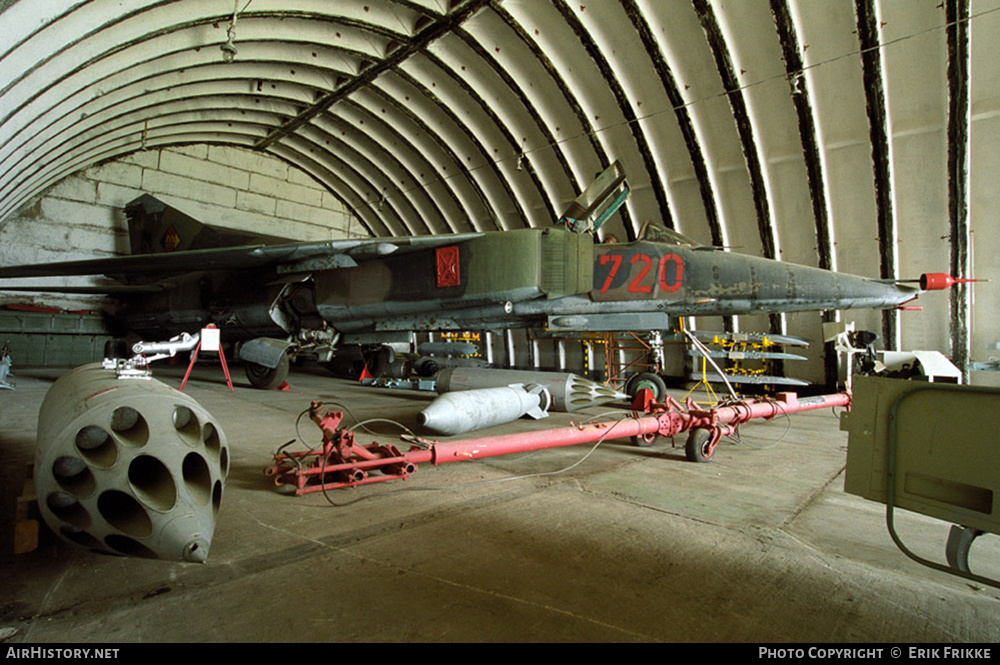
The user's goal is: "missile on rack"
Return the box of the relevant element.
[686,348,808,361]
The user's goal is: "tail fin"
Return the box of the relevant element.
[124,194,288,254]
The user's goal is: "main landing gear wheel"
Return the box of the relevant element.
[685,428,716,463]
[625,372,667,402]
[245,353,289,390]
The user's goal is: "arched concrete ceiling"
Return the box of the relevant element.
[1,0,997,370]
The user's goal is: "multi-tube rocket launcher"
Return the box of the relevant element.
[34,364,229,562]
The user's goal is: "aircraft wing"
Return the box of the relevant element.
[0,284,168,294]
[0,233,485,281]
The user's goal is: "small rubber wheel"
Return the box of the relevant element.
[245,353,289,390]
[625,372,667,401]
[685,428,716,463]
[631,431,660,448]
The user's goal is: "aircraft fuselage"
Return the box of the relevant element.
[117,227,919,345]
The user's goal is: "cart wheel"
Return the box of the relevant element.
[625,372,667,401]
[685,428,716,463]
[631,431,659,448]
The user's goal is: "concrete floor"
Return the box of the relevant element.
[1,364,998,643]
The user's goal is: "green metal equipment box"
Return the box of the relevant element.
[0,307,111,368]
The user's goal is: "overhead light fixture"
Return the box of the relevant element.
[220,0,252,63]
[220,38,237,63]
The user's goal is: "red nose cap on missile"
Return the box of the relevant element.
[919,273,979,290]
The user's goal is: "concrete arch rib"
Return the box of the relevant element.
[339,90,484,234]
[0,1,418,89]
[947,0,972,381]
[495,1,626,238]
[694,0,789,340]
[288,125,424,237]
[0,43,369,224]
[554,0,674,240]
[1,9,392,130]
[431,26,562,227]
[310,108,454,236]
[624,0,722,247]
[0,35,361,174]
[454,16,578,223]
[770,0,840,387]
[414,45,547,228]
[0,131,269,224]
[634,1,734,250]
[0,1,486,236]
[372,68,505,232]
[273,133,408,237]
[0,81,303,218]
[854,0,900,350]
[0,0,82,65]
[770,0,835,274]
[268,141,385,238]
[693,0,779,263]
[252,0,492,149]
[0,110,277,222]
[0,63,314,170]
[1,108,388,240]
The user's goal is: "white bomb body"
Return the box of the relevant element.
[434,367,627,412]
[418,383,551,436]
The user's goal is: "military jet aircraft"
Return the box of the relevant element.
[0,162,961,389]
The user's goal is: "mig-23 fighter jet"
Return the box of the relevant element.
[0,162,960,389]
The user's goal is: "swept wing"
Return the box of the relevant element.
[0,234,483,281]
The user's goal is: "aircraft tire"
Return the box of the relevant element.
[685,428,716,463]
[625,372,667,401]
[245,353,289,390]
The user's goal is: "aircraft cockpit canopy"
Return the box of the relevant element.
[638,221,700,247]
